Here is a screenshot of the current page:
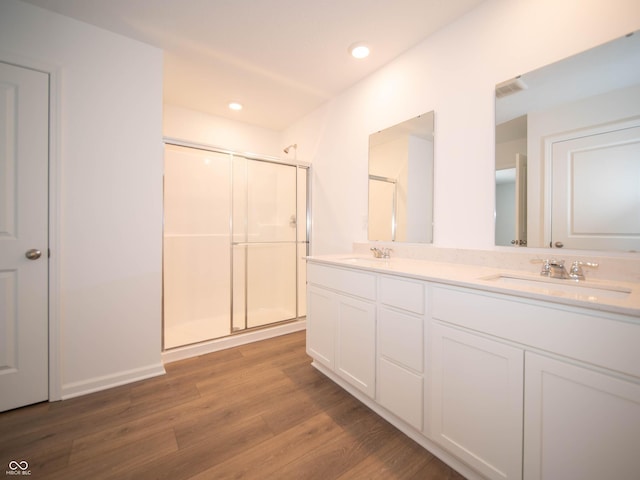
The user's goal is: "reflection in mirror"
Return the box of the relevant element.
[495,31,640,251]
[369,112,434,243]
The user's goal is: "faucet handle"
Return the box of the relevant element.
[569,260,599,280]
[531,258,553,276]
[573,260,599,268]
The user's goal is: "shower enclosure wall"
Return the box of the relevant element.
[163,143,309,350]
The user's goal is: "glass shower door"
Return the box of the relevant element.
[232,158,298,330]
[296,165,309,319]
[163,145,231,348]
[164,143,308,349]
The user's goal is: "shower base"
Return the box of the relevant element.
[164,307,298,349]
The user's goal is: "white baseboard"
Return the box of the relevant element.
[162,319,307,364]
[60,363,166,400]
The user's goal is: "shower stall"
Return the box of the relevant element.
[163,142,309,350]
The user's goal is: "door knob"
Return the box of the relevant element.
[554,241,564,248]
[25,249,42,260]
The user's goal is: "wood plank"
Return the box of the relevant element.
[189,412,343,480]
[132,414,274,480]
[0,331,466,479]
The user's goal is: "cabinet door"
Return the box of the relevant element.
[524,352,640,480]
[306,285,336,369]
[430,322,524,480]
[336,295,376,397]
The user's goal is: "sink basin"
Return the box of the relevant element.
[339,257,392,267]
[482,273,631,299]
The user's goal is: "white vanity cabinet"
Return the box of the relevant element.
[429,321,524,480]
[307,258,640,480]
[432,284,640,480]
[523,352,640,480]
[377,275,425,430]
[307,263,426,423]
[306,263,376,397]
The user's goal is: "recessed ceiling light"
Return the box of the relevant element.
[228,102,243,111]
[349,42,370,59]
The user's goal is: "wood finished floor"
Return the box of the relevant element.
[0,331,465,479]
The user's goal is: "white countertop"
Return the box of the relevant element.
[307,254,640,318]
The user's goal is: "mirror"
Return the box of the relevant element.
[495,31,640,251]
[368,112,434,243]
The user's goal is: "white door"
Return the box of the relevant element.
[551,124,640,251]
[515,154,527,245]
[0,62,49,412]
[495,154,527,247]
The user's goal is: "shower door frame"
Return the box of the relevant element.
[162,138,311,350]
[231,156,310,332]
[369,174,398,241]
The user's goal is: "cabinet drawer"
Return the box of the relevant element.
[380,275,424,314]
[379,307,423,372]
[307,262,376,300]
[378,357,423,430]
[432,285,640,379]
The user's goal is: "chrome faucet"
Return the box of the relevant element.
[370,247,392,259]
[568,260,599,280]
[536,258,599,280]
[547,260,570,279]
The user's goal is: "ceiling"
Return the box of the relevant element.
[22,0,485,130]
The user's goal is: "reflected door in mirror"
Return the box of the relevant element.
[551,124,640,251]
[495,155,527,247]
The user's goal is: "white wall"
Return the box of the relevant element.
[496,137,526,171]
[164,104,283,158]
[407,135,433,243]
[0,0,164,398]
[285,0,640,254]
